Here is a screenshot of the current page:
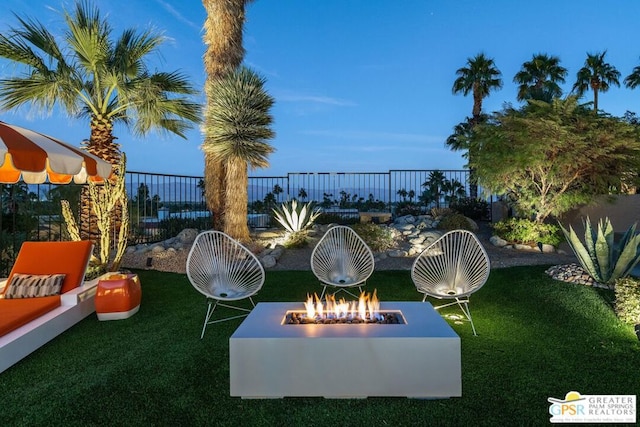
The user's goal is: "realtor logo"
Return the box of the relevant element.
[548,391,636,423]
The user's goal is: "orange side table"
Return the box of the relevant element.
[95,273,141,321]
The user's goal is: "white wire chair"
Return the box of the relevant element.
[411,229,490,336]
[186,231,265,338]
[311,225,375,299]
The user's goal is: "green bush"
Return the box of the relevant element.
[614,277,640,325]
[493,218,563,246]
[437,213,474,231]
[351,223,395,252]
[450,198,489,220]
[283,231,309,249]
[394,202,422,217]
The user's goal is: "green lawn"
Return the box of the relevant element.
[0,267,638,426]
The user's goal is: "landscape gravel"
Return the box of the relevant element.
[120,222,578,275]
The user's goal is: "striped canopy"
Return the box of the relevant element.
[0,121,112,184]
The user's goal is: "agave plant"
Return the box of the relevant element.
[560,217,640,287]
[273,200,321,233]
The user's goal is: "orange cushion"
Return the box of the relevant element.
[0,296,61,336]
[5,241,93,295]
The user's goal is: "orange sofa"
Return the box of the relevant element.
[0,240,97,373]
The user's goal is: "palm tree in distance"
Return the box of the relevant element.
[623,57,640,93]
[202,67,275,242]
[572,51,621,112]
[0,1,201,241]
[202,0,254,231]
[514,53,567,102]
[452,53,503,124]
[452,53,500,198]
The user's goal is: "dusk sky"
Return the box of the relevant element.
[2,0,640,177]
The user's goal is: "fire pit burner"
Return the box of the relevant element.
[284,289,405,324]
[284,310,404,324]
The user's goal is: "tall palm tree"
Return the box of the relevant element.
[572,51,621,112]
[452,54,501,199]
[202,0,253,231]
[202,67,275,241]
[513,53,567,102]
[452,53,503,123]
[0,1,201,240]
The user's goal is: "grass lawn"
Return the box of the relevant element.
[0,266,638,426]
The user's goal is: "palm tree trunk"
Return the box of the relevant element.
[202,0,251,231]
[472,86,482,120]
[81,116,122,252]
[224,157,250,242]
[204,152,225,229]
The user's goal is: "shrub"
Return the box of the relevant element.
[437,213,474,231]
[283,231,309,249]
[158,217,208,241]
[430,207,453,218]
[351,223,395,252]
[493,218,563,247]
[614,277,640,325]
[450,198,489,220]
[394,202,422,217]
[560,217,640,287]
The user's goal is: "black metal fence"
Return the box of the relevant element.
[0,169,478,275]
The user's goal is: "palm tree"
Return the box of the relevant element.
[572,51,621,112]
[421,170,447,209]
[513,53,567,102]
[202,0,254,231]
[452,53,503,123]
[442,179,466,205]
[0,1,201,241]
[202,67,275,241]
[623,57,640,92]
[452,54,501,199]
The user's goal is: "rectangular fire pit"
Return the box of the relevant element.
[229,301,461,399]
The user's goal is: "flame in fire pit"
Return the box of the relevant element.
[303,290,380,321]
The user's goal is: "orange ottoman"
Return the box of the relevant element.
[95,274,141,321]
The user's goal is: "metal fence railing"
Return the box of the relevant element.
[0,168,481,275]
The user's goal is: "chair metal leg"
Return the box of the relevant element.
[201,300,217,339]
[201,297,257,339]
[321,285,363,300]
[320,285,328,300]
[456,300,477,336]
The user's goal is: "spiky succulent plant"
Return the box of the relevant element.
[560,217,640,287]
[273,200,321,233]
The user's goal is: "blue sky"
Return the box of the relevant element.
[2,0,640,177]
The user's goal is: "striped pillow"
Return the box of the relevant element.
[4,274,66,299]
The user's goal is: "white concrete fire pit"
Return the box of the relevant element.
[229,301,461,398]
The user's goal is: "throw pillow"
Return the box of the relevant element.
[4,273,66,299]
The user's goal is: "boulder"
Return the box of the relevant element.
[260,255,277,268]
[540,244,556,254]
[489,235,508,247]
[177,228,198,244]
[387,249,408,258]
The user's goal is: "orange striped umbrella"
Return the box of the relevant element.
[0,121,112,184]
